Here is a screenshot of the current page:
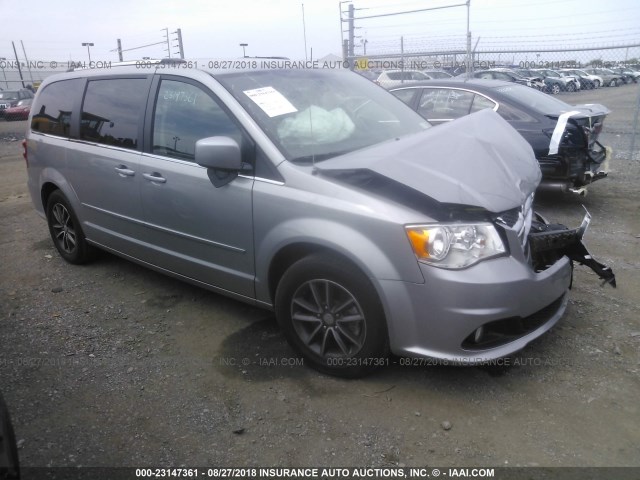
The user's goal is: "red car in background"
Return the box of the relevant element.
[4,98,32,121]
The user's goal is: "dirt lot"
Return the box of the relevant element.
[1,84,639,472]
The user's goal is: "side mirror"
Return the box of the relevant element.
[195,136,241,170]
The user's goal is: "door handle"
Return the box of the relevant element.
[142,172,167,183]
[114,165,135,177]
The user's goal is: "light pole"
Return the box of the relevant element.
[82,42,94,63]
[239,43,248,58]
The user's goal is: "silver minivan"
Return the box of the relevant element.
[24,62,614,377]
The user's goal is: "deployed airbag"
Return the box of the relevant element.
[278,106,355,145]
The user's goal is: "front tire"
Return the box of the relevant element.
[275,253,389,378]
[609,79,617,87]
[594,79,600,88]
[46,190,92,264]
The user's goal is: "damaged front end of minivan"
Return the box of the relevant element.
[317,108,615,362]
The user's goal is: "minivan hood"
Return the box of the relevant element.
[317,109,541,213]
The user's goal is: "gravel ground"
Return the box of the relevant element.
[1,83,639,472]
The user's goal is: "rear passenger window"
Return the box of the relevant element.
[152,79,242,161]
[31,79,82,137]
[80,78,148,150]
[418,88,473,119]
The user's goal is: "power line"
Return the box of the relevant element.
[353,2,467,21]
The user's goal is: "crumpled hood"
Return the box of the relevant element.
[317,108,541,213]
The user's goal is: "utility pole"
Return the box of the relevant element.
[466,0,472,78]
[162,28,171,58]
[174,28,184,59]
[301,3,308,62]
[117,39,123,61]
[11,41,25,88]
[347,3,355,70]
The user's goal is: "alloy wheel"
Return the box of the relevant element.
[290,279,366,358]
[51,203,77,254]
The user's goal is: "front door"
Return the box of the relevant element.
[138,77,255,297]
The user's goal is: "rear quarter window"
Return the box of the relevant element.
[31,79,83,137]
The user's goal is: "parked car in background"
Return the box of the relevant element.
[390,79,610,194]
[24,65,615,377]
[583,67,621,87]
[375,69,429,88]
[560,69,602,89]
[0,89,34,118]
[461,68,545,90]
[356,70,378,81]
[609,67,639,84]
[422,69,453,79]
[533,69,581,93]
[4,98,32,121]
[517,69,570,94]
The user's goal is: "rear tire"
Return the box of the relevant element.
[46,190,93,264]
[594,79,600,88]
[609,79,617,87]
[550,83,561,95]
[275,253,389,378]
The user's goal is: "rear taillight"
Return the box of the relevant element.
[22,139,28,167]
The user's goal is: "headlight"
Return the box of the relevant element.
[406,223,506,269]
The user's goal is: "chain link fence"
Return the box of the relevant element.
[2,41,639,160]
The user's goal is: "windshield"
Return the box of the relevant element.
[492,83,572,115]
[215,69,430,162]
[0,91,19,100]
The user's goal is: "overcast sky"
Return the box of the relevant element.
[1,0,639,62]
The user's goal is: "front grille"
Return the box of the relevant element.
[495,193,534,251]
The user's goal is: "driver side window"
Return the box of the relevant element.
[152,80,243,162]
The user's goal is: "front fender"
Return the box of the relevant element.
[254,218,425,304]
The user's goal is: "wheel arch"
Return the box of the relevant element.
[267,242,365,307]
[256,219,424,307]
[40,181,60,210]
[38,167,81,213]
